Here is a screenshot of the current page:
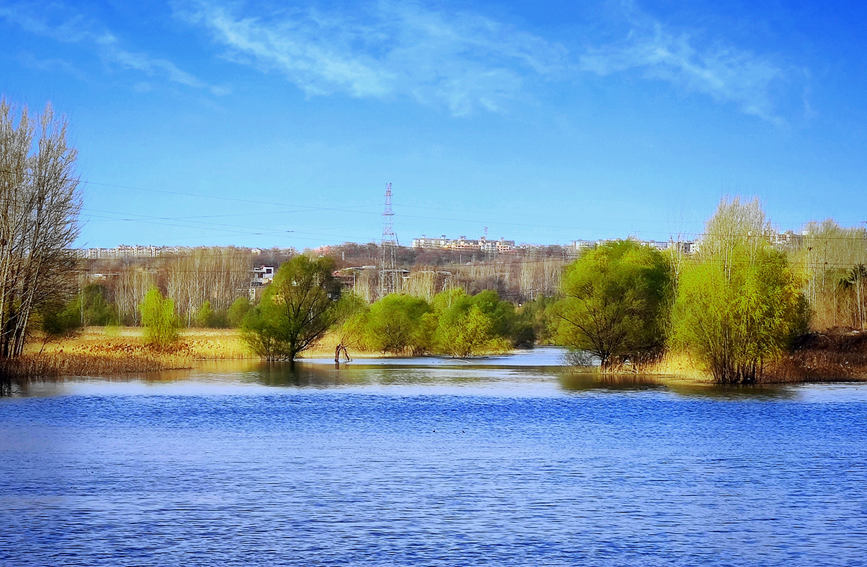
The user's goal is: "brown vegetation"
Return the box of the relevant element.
[764,329,867,382]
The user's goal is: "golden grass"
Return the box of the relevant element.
[8,327,387,378]
[6,327,255,378]
[30,327,251,358]
[640,351,714,382]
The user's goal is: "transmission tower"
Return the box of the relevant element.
[379,182,399,298]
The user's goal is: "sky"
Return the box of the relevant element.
[1,0,866,249]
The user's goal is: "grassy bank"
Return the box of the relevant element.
[639,332,867,384]
[3,327,388,378]
[5,327,866,383]
[5,327,254,378]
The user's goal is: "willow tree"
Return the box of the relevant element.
[0,100,80,358]
[242,255,340,366]
[553,240,672,369]
[672,198,807,384]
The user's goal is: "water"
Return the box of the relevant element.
[1,347,866,566]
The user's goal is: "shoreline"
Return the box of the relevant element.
[3,327,865,384]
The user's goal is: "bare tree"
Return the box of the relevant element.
[0,100,80,358]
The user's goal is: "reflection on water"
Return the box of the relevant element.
[2,347,867,565]
[0,347,860,401]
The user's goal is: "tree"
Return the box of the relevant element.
[139,287,179,348]
[227,296,252,328]
[0,100,81,358]
[242,255,340,365]
[364,294,431,355]
[671,198,807,384]
[429,288,511,357]
[838,264,867,330]
[790,220,866,329]
[553,240,672,369]
[76,283,117,326]
[195,300,214,328]
[38,297,82,344]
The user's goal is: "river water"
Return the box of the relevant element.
[1,347,866,566]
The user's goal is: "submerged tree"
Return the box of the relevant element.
[242,255,340,366]
[0,100,81,358]
[672,198,807,384]
[553,240,672,369]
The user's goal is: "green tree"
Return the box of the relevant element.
[195,300,214,328]
[430,288,510,357]
[139,287,179,348]
[554,239,672,369]
[333,292,370,350]
[671,198,806,383]
[365,294,431,355]
[227,296,252,328]
[75,283,117,326]
[242,255,340,365]
[38,298,82,341]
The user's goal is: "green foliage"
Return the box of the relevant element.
[191,300,228,328]
[78,284,118,326]
[39,299,82,339]
[335,293,371,350]
[241,255,340,364]
[671,198,806,383]
[227,296,252,328]
[429,288,512,357]
[517,295,558,345]
[341,288,521,357]
[139,287,179,348]
[195,300,214,328]
[365,294,431,354]
[553,239,672,369]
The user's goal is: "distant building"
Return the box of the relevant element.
[571,238,696,254]
[412,234,515,253]
[251,265,275,286]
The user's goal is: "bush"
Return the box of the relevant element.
[429,288,511,357]
[139,287,179,348]
[364,294,431,355]
[227,296,252,328]
[39,299,82,339]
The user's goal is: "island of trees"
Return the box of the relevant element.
[2,99,866,385]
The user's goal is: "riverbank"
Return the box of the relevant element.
[4,327,252,377]
[640,330,867,383]
[3,327,409,378]
[4,327,866,382]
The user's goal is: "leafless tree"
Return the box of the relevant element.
[0,100,81,358]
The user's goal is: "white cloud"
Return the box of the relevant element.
[577,6,790,124]
[0,2,227,96]
[178,0,796,122]
[176,0,567,115]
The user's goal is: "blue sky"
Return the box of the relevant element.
[2,0,865,249]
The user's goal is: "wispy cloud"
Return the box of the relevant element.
[177,0,797,122]
[577,3,791,124]
[0,2,228,96]
[176,0,567,115]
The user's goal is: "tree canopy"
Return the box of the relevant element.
[553,239,672,369]
[671,198,808,383]
[242,255,340,365]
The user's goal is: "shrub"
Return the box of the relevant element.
[139,287,179,348]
